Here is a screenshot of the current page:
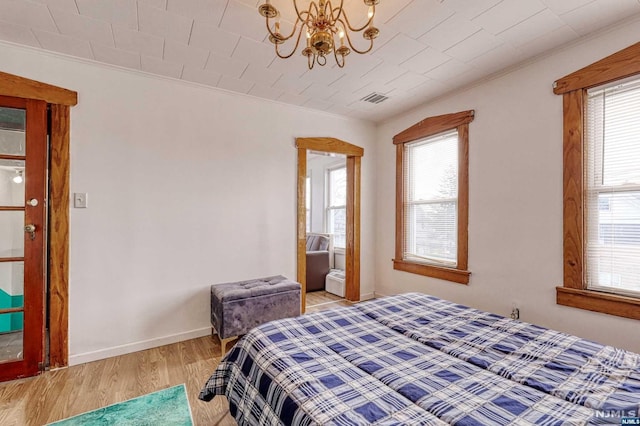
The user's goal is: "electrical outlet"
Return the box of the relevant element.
[74,192,88,208]
[510,307,520,320]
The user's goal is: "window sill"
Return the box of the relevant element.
[393,259,470,284]
[556,287,640,320]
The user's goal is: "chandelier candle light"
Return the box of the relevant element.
[258,0,380,69]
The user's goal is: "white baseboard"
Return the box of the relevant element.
[69,327,211,366]
[68,293,386,365]
[373,291,390,298]
[360,292,375,301]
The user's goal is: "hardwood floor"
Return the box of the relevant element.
[0,295,350,425]
[0,337,234,426]
[305,290,349,313]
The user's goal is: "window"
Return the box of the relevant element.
[393,110,474,284]
[585,78,640,297]
[326,166,346,249]
[404,131,458,266]
[305,176,311,233]
[555,41,640,320]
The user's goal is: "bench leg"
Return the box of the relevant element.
[211,328,237,357]
[219,336,236,357]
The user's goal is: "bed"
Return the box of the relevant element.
[199,293,640,425]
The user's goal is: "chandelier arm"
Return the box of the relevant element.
[305,1,319,23]
[341,4,375,33]
[264,18,294,42]
[341,19,375,54]
[326,0,336,25]
[293,0,311,23]
[334,0,345,22]
[264,14,304,42]
[274,27,305,59]
[326,0,343,23]
[264,8,313,43]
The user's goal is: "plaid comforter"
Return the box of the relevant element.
[199,293,640,425]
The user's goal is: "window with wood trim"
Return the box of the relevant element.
[555,41,640,320]
[393,110,474,284]
[326,165,346,249]
[305,176,311,233]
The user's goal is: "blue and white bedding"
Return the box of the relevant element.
[199,293,640,425]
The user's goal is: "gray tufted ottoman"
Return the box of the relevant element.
[210,275,301,355]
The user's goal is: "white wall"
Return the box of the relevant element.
[0,41,376,364]
[3,18,638,363]
[375,19,640,353]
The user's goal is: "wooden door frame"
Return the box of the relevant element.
[0,95,47,381]
[296,137,363,311]
[0,71,77,369]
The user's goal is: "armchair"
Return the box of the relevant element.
[305,233,332,292]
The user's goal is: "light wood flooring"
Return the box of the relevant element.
[0,337,233,426]
[305,290,347,313]
[0,294,350,426]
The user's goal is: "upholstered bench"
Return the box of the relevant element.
[210,275,301,355]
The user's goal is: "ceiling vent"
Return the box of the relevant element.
[361,92,389,104]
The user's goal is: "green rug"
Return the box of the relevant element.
[47,384,193,426]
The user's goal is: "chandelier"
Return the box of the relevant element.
[258,0,380,69]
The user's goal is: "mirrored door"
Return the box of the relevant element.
[0,95,47,381]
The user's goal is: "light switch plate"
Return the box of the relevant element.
[74,192,88,208]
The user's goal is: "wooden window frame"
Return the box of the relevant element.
[555,41,640,320]
[393,110,474,285]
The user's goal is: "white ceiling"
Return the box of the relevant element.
[1,0,640,122]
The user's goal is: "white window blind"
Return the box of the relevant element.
[404,130,458,266]
[326,166,346,249]
[585,76,640,297]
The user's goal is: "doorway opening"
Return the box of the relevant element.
[305,151,346,311]
[296,137,363,312]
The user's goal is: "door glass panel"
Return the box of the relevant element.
[0,211,24,258]
[0,312,23,362]
[0,159,25,207]
[0,262,23,309]
[0,107,26,156]
[0,105,25,365]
